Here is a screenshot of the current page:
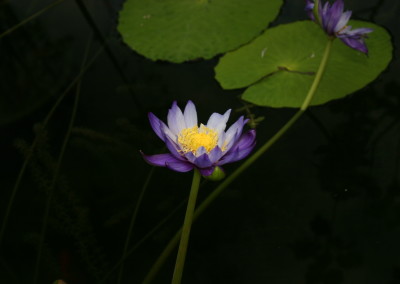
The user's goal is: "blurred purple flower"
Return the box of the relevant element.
[305,0,315,20]
[142,101,256,176]
[306,0,373,53]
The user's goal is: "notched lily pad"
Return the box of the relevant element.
[215,20,392,108]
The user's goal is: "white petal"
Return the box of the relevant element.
[217,131,226,149]
[167,101,186,135]
[183,100,198,128]
[225,128,240,151]
[206,109,231,133]
[224,116,245,145]
[161,124,177,143]
[334,11,352,33]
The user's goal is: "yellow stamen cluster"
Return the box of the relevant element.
[178,125,218,154]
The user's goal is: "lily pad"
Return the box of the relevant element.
[118,0,283,63]
[215,21,392,107]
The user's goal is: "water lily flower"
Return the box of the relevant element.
[305,0,315,20]
[142,101,256,176]
[305,0,373,53]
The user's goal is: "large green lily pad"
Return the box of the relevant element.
[215,20,392,107]
[118,0,283,63]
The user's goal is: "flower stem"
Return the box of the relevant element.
[117,167,155,284]
[142,38,333,283]
[0,0,65,40]
[301,38,333,110]
[199,38,333,215]
[313,0,322,27]
[171,169,201,284]
[0,44,104,249]
[32,36,92,284]
[100,200,187,284]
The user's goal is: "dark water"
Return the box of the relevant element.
[1,0,400,283]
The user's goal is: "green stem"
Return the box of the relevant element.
[198,38,333,217]
[32,36,91,284]
[171,169,201,284]
[100,198,187,284]
[301,38,333,110]
[0,44,104,249]
[0,0,65,40]
[142,231,181,284]
[142,38,334,283]
[33,74,82,284]
[313,0,322,27]
[117,167,155,284]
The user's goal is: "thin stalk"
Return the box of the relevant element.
[313,0,322,26]
[0,44,104,248]
[74,0,143,112]
[117,167,155,284]
[32,36,92,284]
[142,231,181,284]
[99,198,187,284]
[142,38,334,283]
[300,38,333,110]
[0,0,65,40]
[171,169,201,284]
[26,0,42,14]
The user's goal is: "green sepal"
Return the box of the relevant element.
[204,166,225,181]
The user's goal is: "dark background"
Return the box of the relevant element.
[1,0,400,283]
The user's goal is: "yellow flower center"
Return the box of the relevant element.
[178,125,218,154]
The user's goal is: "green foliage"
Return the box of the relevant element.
[15,126,109,281]
[118,0,283,63]
[0,5,72,126]
[215,21,392,107]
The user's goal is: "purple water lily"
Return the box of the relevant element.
[305,0,373,53]
[142,101,256,176]
[305,0,315,20]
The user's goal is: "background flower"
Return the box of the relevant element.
[306,0,373,53]
[142,101,256,176]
